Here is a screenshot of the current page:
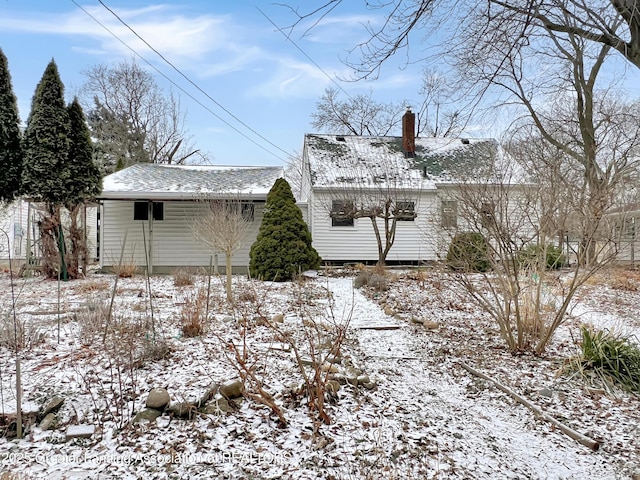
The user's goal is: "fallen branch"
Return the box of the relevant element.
[460,362,600,451]
[357,325,401,331]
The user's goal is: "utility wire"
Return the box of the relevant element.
[256,6,355,102]
[70,0,290,162]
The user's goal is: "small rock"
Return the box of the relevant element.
[362,381,377,390]
[202,397,234,415]
[356,375,370,385]
[538,388,553,398]
[222,316,235,323]
[326,354,342,364]
[322,363,339,373]
[410,317,424,325]
[299,357,314,366]
[65,424,95,441]
[632,469,640,480]
[422,321,440,330]
[383,305,395,316]
[271,314,285,323]
[132,408,162,424]
[39,413,57,431]
[41,396,64,418]
[329,373,347,385]
[326,380,341,394]
[167,401,196,419]
[220,379,244,399]
[146,388,170,410]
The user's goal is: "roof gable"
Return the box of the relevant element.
[100,163,284,200]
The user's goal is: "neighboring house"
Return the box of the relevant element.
[300,108,508,264]
[605,202,640,265]
[0,200,97,268]
[98,163,284,274]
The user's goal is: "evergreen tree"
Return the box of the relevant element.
[21,59,70,206]
[66,97,102,277]
[0,48,22,202]
[21,60,71,279]
[66,97,101,205]
[250,178,320,281]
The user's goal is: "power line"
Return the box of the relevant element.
[256,6,355,102]
[70,0,291,162]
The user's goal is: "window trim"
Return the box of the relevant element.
[330,199,355,227]
[441,200,458,229]
[395,201,416,222]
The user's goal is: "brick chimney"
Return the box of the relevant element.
[402,107,416,158]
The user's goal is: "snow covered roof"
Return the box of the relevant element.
[304,134,502,189]
[100,163,284,200]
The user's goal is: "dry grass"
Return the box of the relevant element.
[73,279,110,294]
[0,472,32,480]
[0,314,47,350]
[179,289,208,337]
[112,260,138,278]
[354,265,390,291]
[76,298,110,346]
[173,267,195,287]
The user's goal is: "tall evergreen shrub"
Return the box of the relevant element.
[0,49,22,202]
[250,178,320,281]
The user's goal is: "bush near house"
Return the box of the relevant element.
[446,232,491,272]
[249,178,320,281]
[518,244,567,270]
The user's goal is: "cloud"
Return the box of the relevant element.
[0,4,239,65]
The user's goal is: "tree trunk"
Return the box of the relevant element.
[225,252,233,303]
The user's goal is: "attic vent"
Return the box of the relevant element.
[461,138,470,145]
[336,136,346,142]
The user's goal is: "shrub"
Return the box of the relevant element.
[519,244,567,270]
[179,289,207,337]
[173,267,194,287]
[572,326,640,393]
[354,266,389,291]
[446,232,491,272]
[249,178,320,281]
[112,260,137,278]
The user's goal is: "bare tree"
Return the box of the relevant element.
[311,87,403,135]
[284,1,640,76]
[81,60,203,173]
[190,198,253,303]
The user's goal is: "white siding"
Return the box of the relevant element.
[100,200,263,272]
[309,190,440,263]
[0,200,30,260]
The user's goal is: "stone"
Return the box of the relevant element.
[271,314,285,323]
[39,413,57,431]
[167,401,196,419]
[326,380,341,394]
[132,408,162,424]
[329,373,347,385]
[362,381,377,390]
[383,305,395,316]
[146,388,170,410]
[202,397,234,415]
[299,357,314,366]
[220,379,244,399]
[326,354,342,364]
[65,424,95,441]
[538,388,553,398]
[356,375,371,386]
[410,317,424,325]
[422,321,440,330]
[322,363,339,373]
[41,396,64,418]
[222,316,235,323]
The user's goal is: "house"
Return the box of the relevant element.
[0,199,98,271]
[299,108,513,264]
[98,163,284,274]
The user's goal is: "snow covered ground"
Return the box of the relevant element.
[0,267,638,479]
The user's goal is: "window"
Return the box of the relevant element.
[134,201,164,221]
[241,202,255,221]
[441,200,457,228]
[330,200,354,227]
[480,202,494,228]
[395,201,416,221]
